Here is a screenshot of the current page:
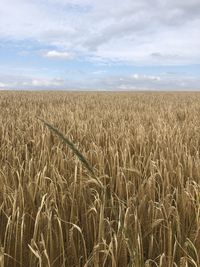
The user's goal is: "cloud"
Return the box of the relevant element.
[30,78,65,87]
[150,52,179,59]
[43,50,73,59]
[0,73,66,89]
[132,74,161,81]
[94,73,200,91]
[0,0,200,90]
[0,71,200,91]
[0,82,7,88]
[0,0,200,65]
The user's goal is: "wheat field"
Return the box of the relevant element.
[0,91,199,267]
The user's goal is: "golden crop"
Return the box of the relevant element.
[0,91,199,267]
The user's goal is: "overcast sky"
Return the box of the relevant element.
[0,0,200,90]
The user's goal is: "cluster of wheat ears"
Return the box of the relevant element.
[0,91,199,267]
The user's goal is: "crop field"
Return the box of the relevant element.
[0,91,200,267]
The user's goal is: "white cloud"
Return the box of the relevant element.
[0,82,7,88]
[0,0,200,65]
[132,74,161,81]
[31,78,65,87]
[95,73,200,91]
[0,0,200,90]
[0,71,200,90]
[43,50,73,59]
[0,73,66,89]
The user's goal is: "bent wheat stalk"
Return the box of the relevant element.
[38,118,103,187]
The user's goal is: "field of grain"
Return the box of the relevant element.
[0,91,199,267]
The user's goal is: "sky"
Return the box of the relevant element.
[0,0,200,90]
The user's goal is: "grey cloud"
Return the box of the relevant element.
[151,52,179,59]
[151,53,162,58]
[84,15,150,50]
